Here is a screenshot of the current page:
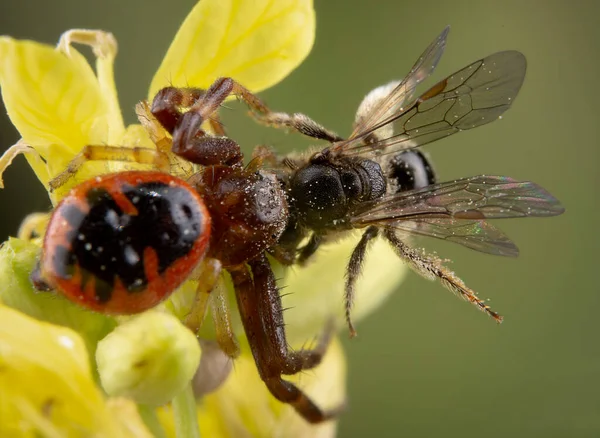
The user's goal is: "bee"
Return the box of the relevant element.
[252,26,564,336]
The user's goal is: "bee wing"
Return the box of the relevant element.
[350,26,450,138]
[351,175,564,254]
[386,218,520,257]
[333,51,527,157]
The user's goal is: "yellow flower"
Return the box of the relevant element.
[0,0,315,202]
[97,311,201,407]
[0,304,152,437]
[0,0,407,436]
[158,338,346,438]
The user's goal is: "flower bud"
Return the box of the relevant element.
[96,311,201,406]
[158,337,346,438]
[0,237,116,355]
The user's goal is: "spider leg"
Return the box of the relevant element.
[252,110,344,143]
[49,145,170,191]
[184,258,240,358]
[231,254,344,423]
[184,258,223,333]
[209,277,240,358]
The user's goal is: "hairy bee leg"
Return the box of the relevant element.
[297,233,324,265]
[383,228,503,323]
[49,145,170,191]
[268,221,306,266]
[252,111,344,143]
[269,244,299,266]
[231,255,343,423]
[344,226,379,338]
[209,278,240,358]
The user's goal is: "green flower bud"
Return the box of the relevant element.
[0,237,116,356]
[96,311,201,406]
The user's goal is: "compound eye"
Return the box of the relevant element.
[340,170,362,199]
[388,150,436,192]
[290,164,347,227]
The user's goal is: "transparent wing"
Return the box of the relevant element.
[334,51,527,157]
[351,175,564,254]
[387,218,519,257]
[350,26,450,139]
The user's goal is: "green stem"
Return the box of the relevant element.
[173,382,201,438]
[137,404,167,438]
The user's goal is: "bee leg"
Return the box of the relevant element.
[382,228,503,323]
[231,254,344,423]
[252,111,344,143]
[49,145,170,191]
[297,233,324,265]
[344,226,379,338]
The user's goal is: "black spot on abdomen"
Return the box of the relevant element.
[56,181,204,303]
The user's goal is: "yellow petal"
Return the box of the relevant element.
[0,37,108,184]
[157,338,345,438]
[0,305,151,437]
[56,29,125,144]
[0,237,116,357]
[149,0,315,98]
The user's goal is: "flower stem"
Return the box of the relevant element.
[137,404,167,438]
[173,382,200,438]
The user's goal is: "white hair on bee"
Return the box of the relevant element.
[353,80,401,141]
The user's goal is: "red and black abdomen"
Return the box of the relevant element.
[39,171,211,314]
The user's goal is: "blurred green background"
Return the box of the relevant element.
[0,1,596,437]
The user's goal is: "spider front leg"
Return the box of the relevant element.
[231,253,344,423]
[49,145,169,191]
[151,78,343,168]
[252,110,344,143]
[151,84,243,166]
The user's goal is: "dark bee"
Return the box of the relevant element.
[252,26,564,336]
